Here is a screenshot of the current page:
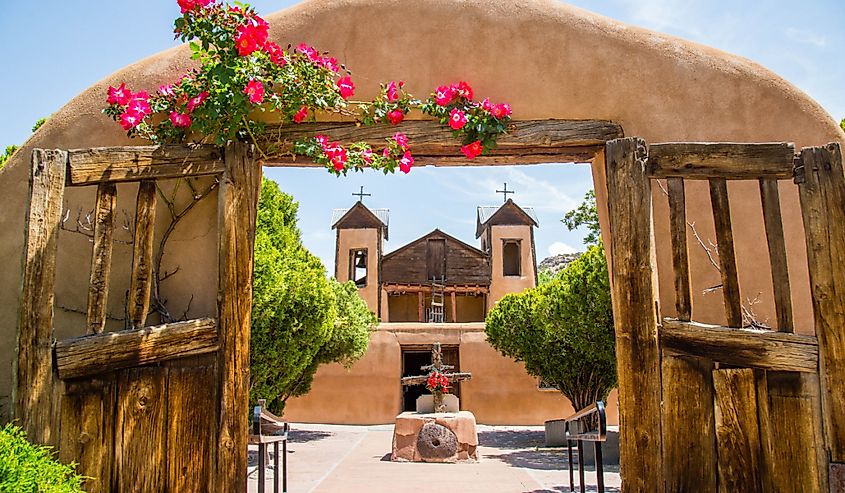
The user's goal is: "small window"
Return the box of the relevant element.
[502,240,521,276]
[349,249,368,287]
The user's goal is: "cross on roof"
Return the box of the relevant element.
[496,182,515,203]
[352,186,371,203]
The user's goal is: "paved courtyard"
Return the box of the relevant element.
[248,423,620,493]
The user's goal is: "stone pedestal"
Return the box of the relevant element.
[391,411,478,462]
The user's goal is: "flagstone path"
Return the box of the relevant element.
[248,423,621,493]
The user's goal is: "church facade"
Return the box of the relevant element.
[283,198,619,425]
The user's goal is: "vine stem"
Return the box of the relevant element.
[242,117,270,160]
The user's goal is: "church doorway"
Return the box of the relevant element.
[401,345,460,412]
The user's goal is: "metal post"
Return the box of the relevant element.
[258,443,266,492]
[273,440,280,493]
[567,437,575,492]
[283,425,288,493]
[577,440,585,493]
[594,441,604,493]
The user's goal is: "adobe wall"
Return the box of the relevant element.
[0,0,843,420]
[335,228,381,312]
[283,323,620,426]
[488,225,537,310]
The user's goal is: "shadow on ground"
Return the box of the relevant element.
[526,486,621,493]
[478,429,545,449]
[288,429,333,443]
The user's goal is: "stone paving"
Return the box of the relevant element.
[248,423,621,493]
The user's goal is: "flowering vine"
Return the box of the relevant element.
[104,0,513,175]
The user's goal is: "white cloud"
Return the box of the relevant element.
[548,241,577,256]
[785,28,827,49]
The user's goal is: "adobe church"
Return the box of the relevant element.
[283,190,620,425]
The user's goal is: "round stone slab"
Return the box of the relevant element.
[416,422,458,461]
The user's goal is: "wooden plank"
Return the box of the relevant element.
[128,180,157,329]
[451,291,457,323]
[67,144,224,185]
[798,142,845,462]
[216,141,261,491]
[115,366,167,492]
[757,371,827,493]
[648,142,795,179]
[86,182,117,334]
[258,119,622,160]
[59,377,116,493]
[604,137,663,487]
[661,319,818,373]
[166,357,217,492]
[759,179,793,333]
[667,177,691,320]
[418,291,424,323]
[709,178,743,327]
[713,368,763,492]
[54,318,218,380]
[15,148,67,445]
[661,355,717,492]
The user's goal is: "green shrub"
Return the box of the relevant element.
[486,245,616,411]
[0,424,84,493]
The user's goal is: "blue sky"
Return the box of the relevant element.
[1,0,842,272]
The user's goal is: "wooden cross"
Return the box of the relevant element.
[352,186,371,202]
[401,343,472,413]
[496,182,515,203]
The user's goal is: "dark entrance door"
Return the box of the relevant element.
[401,345,460,412]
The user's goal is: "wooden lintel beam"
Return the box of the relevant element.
[54,318,218,380]
[67,144,224,186]
[383,284,489,294]
[660,318,818,373]
[648,142,795,179]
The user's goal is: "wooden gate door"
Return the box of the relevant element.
[605,138,845,491]
[14,142,260,492]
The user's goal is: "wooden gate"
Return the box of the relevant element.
[14,142,260,492]
[605,138,845,491]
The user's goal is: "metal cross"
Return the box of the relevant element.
[496,183,515,203]
[352,186,371,203]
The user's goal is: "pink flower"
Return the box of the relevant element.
[393,132,409,150]
[235,25,260,56]
[361,148,373,163]
[107,83,131,106]
[383,147,391,157]
[243,79,265,104]
[119,111,143,130]
[448,108,468,130]
[481,98,493,111]
[296,43,320,62]
[455,81,473,100]
[264,42,286,66]
[461,140,484,159]
[434,85,455,106]
[127,98,151,117]
[186,91,208,112]
[319,56,339,73]
[386,81,402,102]
[386,109,404,126]
[337,76,355,100]
[399,151,414,174]
[323,142,347,171]
[177,0,196,14]
[491,103,511,119]
[159,84,175,97]
[293,106,308,123]
[315,134,329,148]
[169,111,192,128]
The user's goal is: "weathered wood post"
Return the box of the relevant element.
[14,149,67,446]
[604,138,663,490]
[798,142,845,488]
[216,141,261,490]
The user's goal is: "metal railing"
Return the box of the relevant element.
[565,401,607,493]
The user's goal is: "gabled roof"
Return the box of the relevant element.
[331,201,389,240]
[476,199,539,238]
[382,228,486,261]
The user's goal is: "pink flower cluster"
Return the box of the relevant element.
[177,0,212,14]
[481,98,512,119]
[461,141,483,159]
[234,16,269,56]
[434,81,473,106]
[295,44,340,73]
[243,79,264,104]
[313,132,414,174]
[107,83,153,130]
